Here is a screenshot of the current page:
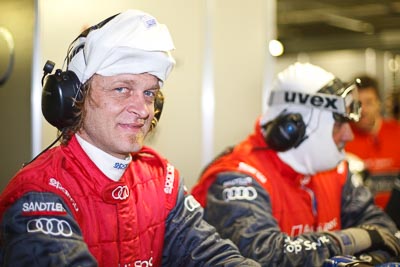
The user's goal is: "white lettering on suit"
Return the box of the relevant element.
[164,164,175,194]
[22,202,65,213]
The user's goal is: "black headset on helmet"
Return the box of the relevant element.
[262,111,307,152]
[41,13,164,131]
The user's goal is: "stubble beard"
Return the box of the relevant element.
[130,130,146,152]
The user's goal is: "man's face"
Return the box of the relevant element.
[353,87,381,132]
[78,73,159,159]
[333,121,354,151]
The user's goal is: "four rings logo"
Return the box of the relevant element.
[222,186,258,201]
[112,185,130,200]
[27,218,73,237]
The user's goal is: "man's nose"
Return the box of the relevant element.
[341,122,354,142]
[127,93,150,119]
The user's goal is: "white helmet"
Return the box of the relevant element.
[261,62,359,175]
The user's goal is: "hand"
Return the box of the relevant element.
[360,225,400,257]
[332,225,400,257]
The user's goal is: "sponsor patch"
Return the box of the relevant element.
[269,90,346,114]
[222,176,253,187]
[142,15,157,29]
[237,162,267,183]
[22,201,66,216]
[113,162,128,170]
[290,218,338,236]
[338,232,352,246]
[48,178,79,211]
[102,183,130,204]
[134,256,153,267]
[164,163,175,194]
[112,185,129,200]
[283,236,330,254]
[27,217,73,237]
[222,186,258,201]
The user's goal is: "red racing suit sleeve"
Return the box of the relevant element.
[162,178,261,266]
[199,171,399,267]
[0,192,97,267]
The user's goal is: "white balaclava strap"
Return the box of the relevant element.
[260,62,345,175]
[67,9,175,86]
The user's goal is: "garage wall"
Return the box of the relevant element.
[0,0,34,191]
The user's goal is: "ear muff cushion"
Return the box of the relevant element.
[41,70,82,130]
[263,113,306,152]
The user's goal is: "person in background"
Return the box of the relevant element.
[191,62,400,266]
[384,88,400,121]
[0,10,260,267]
[345,75,400,210]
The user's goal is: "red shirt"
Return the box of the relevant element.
[346,119,400,208]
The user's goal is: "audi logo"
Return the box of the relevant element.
[222,186,258,201]
[27,218,73,237]
[112,185,130,200]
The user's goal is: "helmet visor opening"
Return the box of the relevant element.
[319,79,361,122]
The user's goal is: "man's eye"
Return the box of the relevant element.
[144,90,156,98]
[115,87,128,93]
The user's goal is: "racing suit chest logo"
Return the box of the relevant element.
[102,183,130,204]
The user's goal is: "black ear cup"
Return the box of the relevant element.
[41,69,82,130]
[263,113,306,152]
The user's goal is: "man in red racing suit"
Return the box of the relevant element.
[192,120,399,266]
[192,63,400,267]
[0,135,256,266]
[0,9,259,267]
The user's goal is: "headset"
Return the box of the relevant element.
[41,13,164,131]
[261,112,307,152]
